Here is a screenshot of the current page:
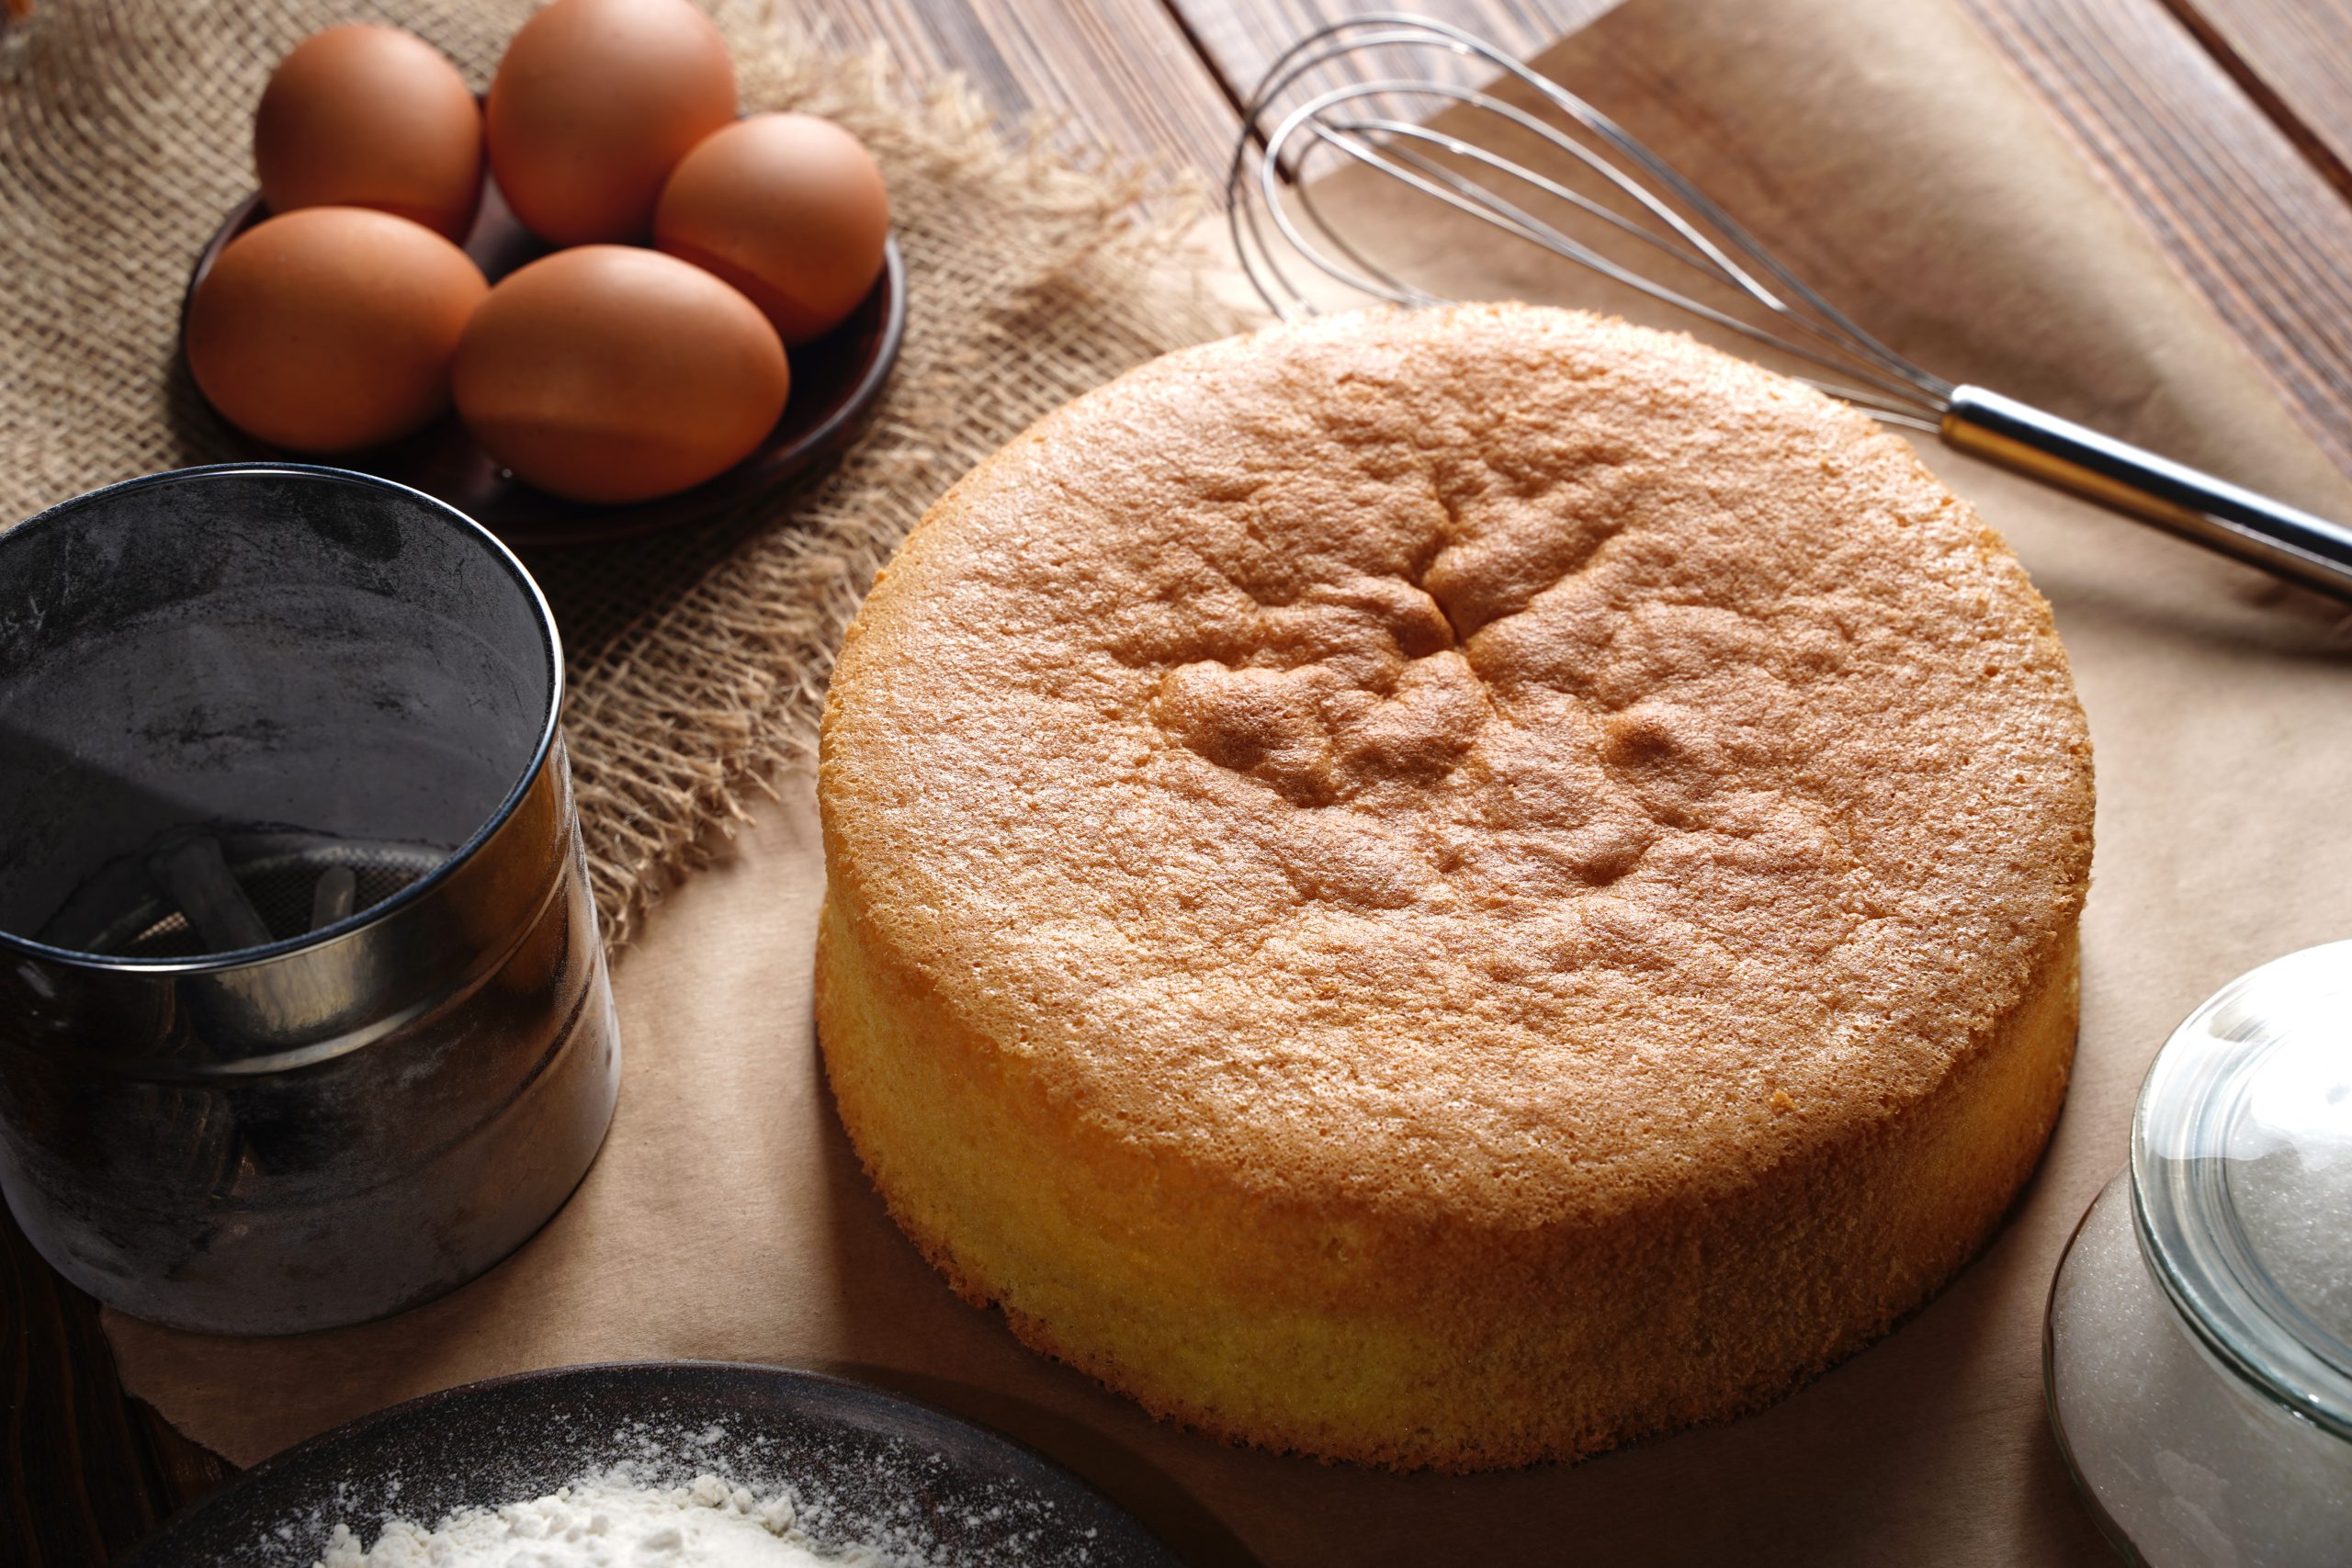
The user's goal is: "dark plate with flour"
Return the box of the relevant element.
[123,1361,1183,1566]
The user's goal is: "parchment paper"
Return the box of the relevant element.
[107,0,2352,1562]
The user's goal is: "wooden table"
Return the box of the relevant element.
[4,0,2346,1560]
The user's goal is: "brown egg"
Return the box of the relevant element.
[452,245,788,503]
[486,0,736,245]
[186,208,488,453]
[254,25,483,242]
[652,112,890,344]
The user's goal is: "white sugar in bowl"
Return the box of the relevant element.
[2046,942,2352,1565]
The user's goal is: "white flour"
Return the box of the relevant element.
[316,1470,882,1567]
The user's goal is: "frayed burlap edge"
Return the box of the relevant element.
[0,0,1251,950]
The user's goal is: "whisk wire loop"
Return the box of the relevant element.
[1304,120,1946,412]
[1230,12,1953,418]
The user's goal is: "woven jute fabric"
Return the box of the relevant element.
[0,0,1241,947]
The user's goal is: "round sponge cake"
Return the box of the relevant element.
[816,304,2093,1471]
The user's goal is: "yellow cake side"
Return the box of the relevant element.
[815,886,2079,1472]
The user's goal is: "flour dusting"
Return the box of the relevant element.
[316,1466,889,1567]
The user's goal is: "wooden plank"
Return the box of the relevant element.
[2160,0,2352,204]
[1173,0,1609,102]
[797,0,1242,184]
[1172,0,2352,477]
[2,1203,232,1563]
[1961,0,2352,472]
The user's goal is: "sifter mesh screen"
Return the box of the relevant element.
[88,842,447,960]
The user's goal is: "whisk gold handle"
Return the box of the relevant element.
[1941,386,2352,604]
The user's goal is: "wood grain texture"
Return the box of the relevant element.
[2,1205,232,1564]
[2161,0,2352,203]
[1171,0,1611,99]
[796,0,1240,185]
[1954,0,2352,474]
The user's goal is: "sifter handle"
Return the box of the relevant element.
[1939,385,2352,604]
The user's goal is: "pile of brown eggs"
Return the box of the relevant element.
[185,0,891,504]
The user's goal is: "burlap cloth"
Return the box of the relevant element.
[0,0,1240,948]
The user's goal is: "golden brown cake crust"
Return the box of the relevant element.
[825,303,2089,1216]
[818,304,2093,1468]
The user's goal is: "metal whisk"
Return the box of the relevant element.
[1228,13,2352,604]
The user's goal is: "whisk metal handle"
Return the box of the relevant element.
[1941,386,2352,604]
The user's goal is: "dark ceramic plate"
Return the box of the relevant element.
[181,175,906,547]
[124,1361,1182,1566]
